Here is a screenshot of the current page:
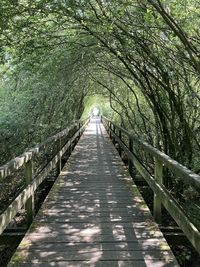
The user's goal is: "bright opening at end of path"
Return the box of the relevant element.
[91,107,100,117]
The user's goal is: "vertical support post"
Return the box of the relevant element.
[109,122,112,139]
[113,125,116,144]
[59,137,62,171]
[69,127,74,155]
[56,137,62,175]
[78,122,81,140]
[106,121,109,132]
[118,129,122,156]
[25,160,34,225]
[128,137,133,175]
[153,159,163,223]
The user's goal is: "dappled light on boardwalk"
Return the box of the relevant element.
[8,119,179,267]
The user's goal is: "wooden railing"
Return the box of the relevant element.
[102,116,200,254]
[0,118,89,235]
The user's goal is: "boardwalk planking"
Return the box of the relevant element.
[8,119,179,266]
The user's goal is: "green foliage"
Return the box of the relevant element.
[0,3,200,263]
[82,95,112,119]
[0,0,200,192]
[0,41,92,163]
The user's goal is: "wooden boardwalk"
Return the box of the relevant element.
[9,119,179,267]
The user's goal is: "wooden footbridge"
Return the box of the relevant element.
[1,117,200,266]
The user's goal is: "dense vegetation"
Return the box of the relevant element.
[0,1,200,197]
[0,2,200,265]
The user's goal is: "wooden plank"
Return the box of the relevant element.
[8,260,177,267]
[8,119,178,267]
[16,240,170,251]
[37,210,151,216]
[8,249,176,261]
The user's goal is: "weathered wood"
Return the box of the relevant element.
[8,249,176,261]
[129,138,133,175]
[109,128,200,254]
[25,160,34,225]
[9,260,178,267]
[57,137,62,174]
[8,119,178,267]
[153,159,163,222]
[102,117,200,190]
[0,121,88,235]
[0,119,88,179]
[78,122,81,139]
[118,129,122,156]
[109,121,112,139]
[112,124,116,143]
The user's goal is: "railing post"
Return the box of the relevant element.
[78,122,81,139]
[25,160,34,225]
[153,159,163,223]
[109,122,112,139]
[59,137,62,171]
[129,137,133,175]
[113,125,116,144]
[105,120,108,131]
[56,137,62,175]
[118,129,122,156]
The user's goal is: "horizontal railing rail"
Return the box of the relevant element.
[0,120,87,179]
[102,116,200,254]
[0,117,89,235]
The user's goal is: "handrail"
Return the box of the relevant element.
[0,119,87,179]
[102,116,200,254]
[102,116,200,190]
[0,117,89,235]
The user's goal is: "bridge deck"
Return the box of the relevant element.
[9,120,179,266]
